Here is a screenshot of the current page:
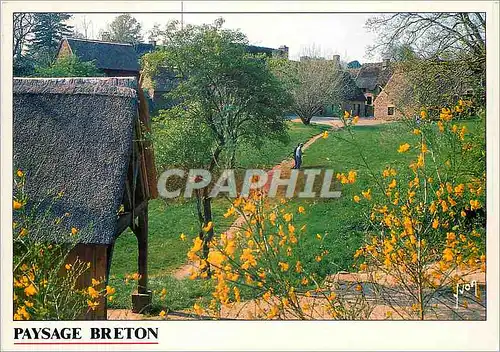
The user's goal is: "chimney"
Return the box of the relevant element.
[278,45,289,59]
[332,54,340,67]
[383,58,390,70]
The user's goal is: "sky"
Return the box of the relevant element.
[68,11,381,63]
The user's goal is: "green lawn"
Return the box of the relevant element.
[108,121,327,311]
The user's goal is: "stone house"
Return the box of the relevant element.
[373,70,414,120]
[350,59,393,118]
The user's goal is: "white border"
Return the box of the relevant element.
[1,1,499,351]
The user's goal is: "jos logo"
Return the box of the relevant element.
[453,280,478,309]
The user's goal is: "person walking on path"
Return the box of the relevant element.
[293,143,304,169]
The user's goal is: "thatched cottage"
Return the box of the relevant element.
[57,37,153,77]
[13,77,157,319]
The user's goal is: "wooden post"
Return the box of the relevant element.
[131,205,152,313]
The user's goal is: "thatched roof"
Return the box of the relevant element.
[13,77,138,245]
[339,70,366,102]
[63,38,141,72]
[355,62,393,91]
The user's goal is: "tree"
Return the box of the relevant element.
[347,60,361,69]
[28,13,73,66]
[33,54,103,77]
[101,14,143,43]
[144,18,291,263]
[366,13,485,71]
[269,48,346,124]
[13,13,37,58]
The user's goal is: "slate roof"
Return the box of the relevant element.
[13,77,138,245]
[246,45,276,56]
[355,62,393,91]
[63,38,141,72]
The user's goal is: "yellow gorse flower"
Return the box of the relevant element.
[398,143,410,153]
[202,221,213,232]
[24,284,37,297]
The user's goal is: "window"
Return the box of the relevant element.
[366,96,372,105]
[387,106,395,116]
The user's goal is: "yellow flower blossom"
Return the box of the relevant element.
[106,285,116,296]
[65,263,72,270]
[432,218,439,229]
[398,143,410,153]
[193,303,203,315]
[202,221,213,232]
[322,131,329,139]
[17,169,24,177]
[298,206,305,214]
[295,261,303,273]
[180,233,186,241]
[344,111,350,119]
[353,115,359,124]
[159,310,166,317]
[413,129,421,135]
[24,284,37,296]
[71,227,78,236]
[362,189,371,200]
[470,199,481,210]
[13,200,23,210]
[87,300,99,310]
[278,262,289,272]
[353,195,360,203]
[87,286,99,299]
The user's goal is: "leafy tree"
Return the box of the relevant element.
[33,54,103,78]
[269,48,348,124]
[101,14,143,43]
[144,18,291,261]
[347,60,361,69]
[28,13,73,66]
[366,13,485,72]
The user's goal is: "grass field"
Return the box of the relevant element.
[108,118,484,313]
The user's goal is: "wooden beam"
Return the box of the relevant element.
[115,201,148,236]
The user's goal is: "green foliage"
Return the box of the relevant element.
[100,14,143,43]
[347,60,361,69]
[28,13,73,67]
[33,54,103,78]
[144,18,292,171]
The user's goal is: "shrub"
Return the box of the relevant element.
[342,102,486,319]
[13,170,114,320]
